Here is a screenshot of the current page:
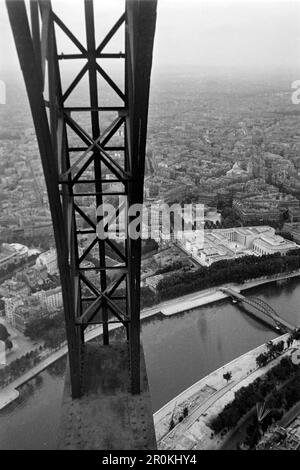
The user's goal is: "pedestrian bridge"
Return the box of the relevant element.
[220,287,296,333]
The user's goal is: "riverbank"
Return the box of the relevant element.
[154,333,292,450]
[0,269,299,411]
[160,270,300,316]
[1,276,300,449]
[0,304,160,410]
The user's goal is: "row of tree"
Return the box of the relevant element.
[86,238,159,264]
[0,348,42,388]
[24,310,66,349]
[0,253,38,280]
[4,232,54,251]
[155,260,184,275]
[210,356,298,434]
[156,250,300,302]
[256,340,285,368]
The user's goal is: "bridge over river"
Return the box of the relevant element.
[220,287,297,333]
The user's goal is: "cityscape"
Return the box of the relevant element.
[1,0,300,454]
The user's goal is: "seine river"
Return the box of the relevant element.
[1,278,300,449]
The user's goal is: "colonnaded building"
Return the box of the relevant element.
[178,226,299,266]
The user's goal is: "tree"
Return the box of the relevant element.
[276,341,284,353]
[0,324,10,342]
[223,371,232,383]
[156,249,300,302]
[24,311,64,343]
[5,339,13,350]
[256,353,269,368]
[211,356,298,436]
[279,231,294,242]
[169,419,175,431]
[291,328,300,341]
[142,238,158,255]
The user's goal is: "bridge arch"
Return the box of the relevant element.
[245,296,279,320]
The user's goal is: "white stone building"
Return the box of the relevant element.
[36,249,58,275]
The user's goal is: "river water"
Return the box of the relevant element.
[0,278,299,449]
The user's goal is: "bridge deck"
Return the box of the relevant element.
[220,287,296,332]
[59,341,157,450]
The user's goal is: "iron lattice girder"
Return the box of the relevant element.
[61,113,129,182]
[6,0,157,397]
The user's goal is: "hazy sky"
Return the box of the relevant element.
[1,0,300,76]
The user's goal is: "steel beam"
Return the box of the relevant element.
[6,0,157,398]
[6,0,82,398]
[125,0,157,393]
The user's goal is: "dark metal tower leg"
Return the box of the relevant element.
[6,0,157,399]
[6,0,82,398]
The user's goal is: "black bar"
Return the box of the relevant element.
[84,0,109,345]
[58,53,125,59]
[30,0,43,87]
[79,266,127,271]
[6,0,82,398]
[96,12,125,53]
[96,63,125,101]
[74,191,126,197]
[65,106,126,112]
[125,0,157,394]
[62,63,88,102]
[53,12,87,54]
